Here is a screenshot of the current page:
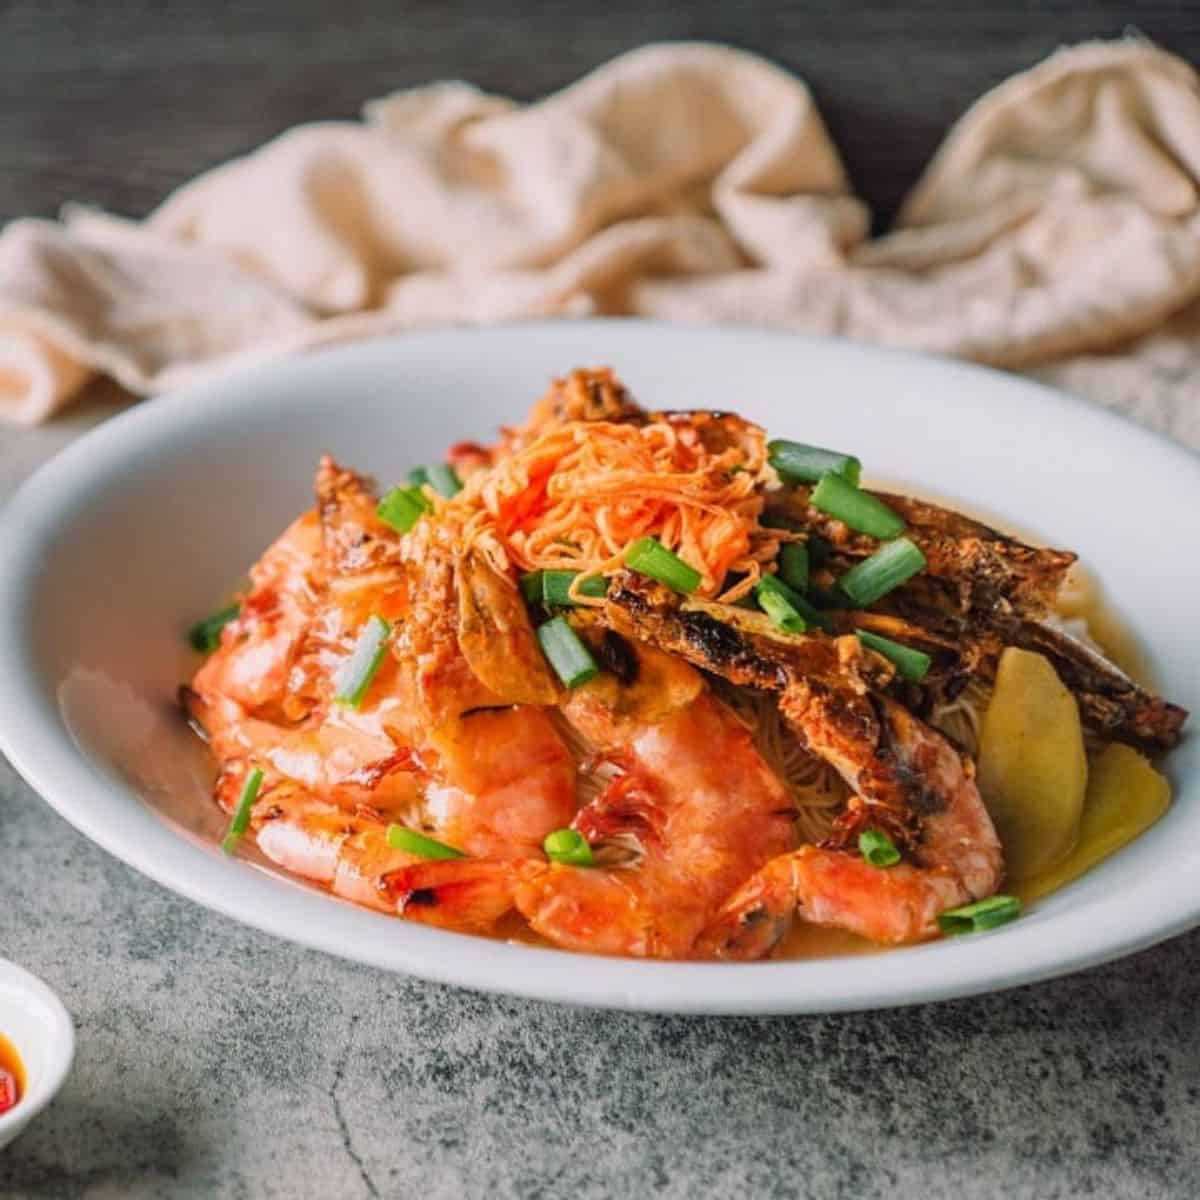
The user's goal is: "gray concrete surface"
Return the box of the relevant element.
[2,396,1199,1199]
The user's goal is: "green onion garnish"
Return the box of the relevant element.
[222,767,264,854]
[407,466,429,489]
[810,473,905,539]
[755,575,807,634]
[543,828,595,866]
[937,895,1022,936]
[386,825,466,860]
[768,439,862,487]
[187,603,239,654]
[377,486,429,534]
[857,630,932,683]
[625,537,702,593]
[540,571,609,607]
[426,463,462,498]
[334,614,392,707]
[756,574,832,632]
[858,829,901,867]
[837,537,927,607]
[520,570,546,603]
[537,616,600,688]
[778,543,809,592]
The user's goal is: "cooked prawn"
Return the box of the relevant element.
[512,642,796,957]
[696,695,1002,956]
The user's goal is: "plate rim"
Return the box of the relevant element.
[1,318,1197,1014]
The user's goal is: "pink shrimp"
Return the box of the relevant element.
[190,458,577,934]
[508,645,797,958]
[696,693,1003,956]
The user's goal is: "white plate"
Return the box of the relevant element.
[0,321,1196,1014]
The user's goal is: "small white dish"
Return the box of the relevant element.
[0,320,1196,1014]
[0,958,74,1150]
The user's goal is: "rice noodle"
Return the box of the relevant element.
[714,682,849,845]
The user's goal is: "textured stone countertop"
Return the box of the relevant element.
[2,399,1199,1200]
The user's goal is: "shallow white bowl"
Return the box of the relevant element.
[0,321,1197,1014]
[0,958,74,1149]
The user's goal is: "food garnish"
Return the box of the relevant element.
[543,829,595,866]
[222,768,264,855]
[810,471,905,539]
[386,826,466,860]
[187,603,239,654]
[937,895,1022,935]
[537,616,600,688]
[836,537,927,606]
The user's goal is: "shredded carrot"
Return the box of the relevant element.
[436,414,786,602]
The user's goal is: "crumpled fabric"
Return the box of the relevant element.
[1,37,1198,447]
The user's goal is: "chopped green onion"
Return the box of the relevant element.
[520,570,546,603]
[755,575,806,634]
[540,571,609,606]
[222,768,264,854]
[377,486,429,534]
[334,615,392,707]
[811,473,905,539]
[757,574,832,632]
[537,616,600,688]
[188,603,239,654]
[520,570,610,607]
[858,829,901,867]
[857,630,932,683]
[386,825,465,860]
[837,537,927,607]
[938,895,1022,936]
[543,828,594,866]
[625,537,702,594]
[425,463,462,498]
[407,466,430,489]
[769,439,862,486]
[778,543,809,592]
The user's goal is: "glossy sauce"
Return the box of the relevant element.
[0,1032,25,1114]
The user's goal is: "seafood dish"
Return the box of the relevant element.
[182,368,1188,960]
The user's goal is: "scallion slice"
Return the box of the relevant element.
[377,486,429,534]
[757,574,832,632]
[537,616,600,688]
[222,767,264,854]
[625,537,702,593]
[810,473,905,539]
[426,463,462,498]
[837,537,927,607]
[520,570,545,603]
[778,543,809,592]
[768,440,862,487]
[334,615,392,707]
[187,603,239,654]
[541,571,609,606]
[543,828,594,866]
[858,829,901,867]
[407,466,430,489]
[386,825,465,860]
[937,895,1021,936]
[857,630,932,683]
[755,575,806,634]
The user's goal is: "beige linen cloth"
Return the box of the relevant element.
[2,37,1199,447]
